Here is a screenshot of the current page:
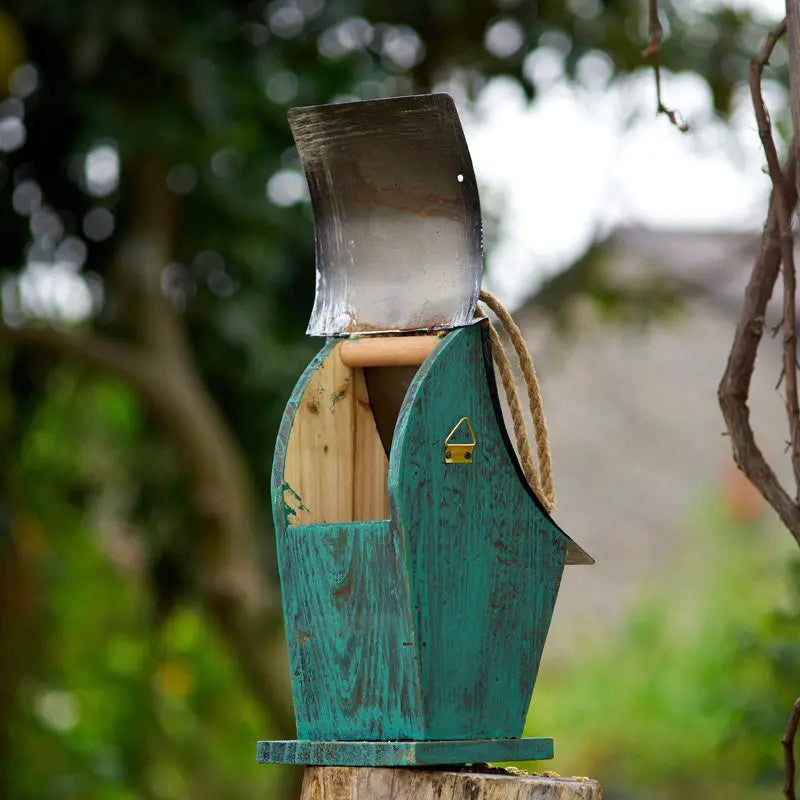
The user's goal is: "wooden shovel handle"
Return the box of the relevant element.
[339,335,440,368]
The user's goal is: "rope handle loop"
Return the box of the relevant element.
[476,289,555,512]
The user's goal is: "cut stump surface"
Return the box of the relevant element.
[299,766,602,799]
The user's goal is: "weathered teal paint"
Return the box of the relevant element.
[280,482,308,527]
[256,737,554,766]
[266,321,575,763]
[389,322,566,740]
[279,521,423,740]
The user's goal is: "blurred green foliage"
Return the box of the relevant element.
[6,374,282,799]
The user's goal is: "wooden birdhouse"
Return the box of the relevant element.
[257,94,593,769]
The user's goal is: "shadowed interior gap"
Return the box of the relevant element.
[364,366,421,458]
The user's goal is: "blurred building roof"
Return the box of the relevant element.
[511,226,793,657]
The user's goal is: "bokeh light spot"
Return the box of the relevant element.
[567,0,601,20]
[9,63,39,98]
[56,236,88,270]
[84,143,120,197]
[30,206,63,246]
[318,17,373,60]
[207,267,236,298]
[83,208,115,242]
[523,46,565,90]
[576,50,614,91]
[485,18,524,59]
[266,70,299,104]
[210,148,243,179]
[34,690,79,732]
[0,117,26,152]
[166,164,198,195]
[381,25,425,70]
[266,169,307,206]
[12,180,42,216]
[267,2,304,39]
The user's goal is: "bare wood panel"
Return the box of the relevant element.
[299,766,602,800]
[340,335,440,368]
[353,368,391,520]
[283,344,354,524]
[283,343,389,524]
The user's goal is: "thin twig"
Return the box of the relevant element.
[773,315,786,337]
[749,17,800,499]
[641,0,689,132]
[783,697,800,800]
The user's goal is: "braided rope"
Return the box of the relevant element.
[477,289,555,512]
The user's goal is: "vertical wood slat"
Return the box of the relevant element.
[353,368,391,520]
[282,342,389,524]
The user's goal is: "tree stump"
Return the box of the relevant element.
[299,766,602,799]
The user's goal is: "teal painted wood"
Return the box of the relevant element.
[268,322,569,757]
[256,738,554,766]
[270,338,425,741]
[389,321,568,741]
[278,521,423,740]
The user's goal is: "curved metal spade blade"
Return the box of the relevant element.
[288,93,482,337]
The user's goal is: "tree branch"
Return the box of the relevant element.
[784,696,800,800]
[111,159,191,361]
[111,158,299,744]
[641,0,689,132]
[718,141,800,546]
[749,18,800,498]
[0,323,158,390]
[788,0,800,199]
[719,15,800,546]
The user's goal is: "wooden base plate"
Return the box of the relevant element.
[256,738,554,766]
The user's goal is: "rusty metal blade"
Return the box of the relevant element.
[288,94,482,337]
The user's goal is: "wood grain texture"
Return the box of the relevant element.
[279,341,388,525]
[353,368,391,520]
[340,335,440,367]
[256,738,553,766]
[389,321,567,740]
[278,521,423,741]
[299,767,602,799]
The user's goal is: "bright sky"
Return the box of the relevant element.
[462,0,786,304]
